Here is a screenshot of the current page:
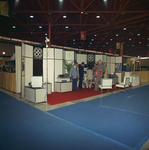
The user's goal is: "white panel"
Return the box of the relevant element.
[55,48,63,59]
[63,50,66,59]
[107,63,111,74]
[103,55,107,63]
[22,43,25,56]
[116,56,122,63]
[82,54,87,64]
[65,51,74,60]
[25,44,33,57]
[111,57,116,63]
[77,54,81,64]
[107,56,111,63]
[15,46,21,93]
[111,63,115,73]
[116,73,122,83]
[25,57,33,86]
[43,48,54,59]
[48,60,54,92]
[95,55,103,62]
[55,60,63,81]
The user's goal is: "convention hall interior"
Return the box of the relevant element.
[0,0,149,150]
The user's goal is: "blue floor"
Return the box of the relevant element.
[0,91,133,150]
[48,85,149,150]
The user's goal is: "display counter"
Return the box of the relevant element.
[0,72,16,92]
[122,71,149,82]
[55,82,72,93]
[25,86,47,103]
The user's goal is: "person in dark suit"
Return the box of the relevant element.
[79,62,85,89]
[126,64,131,72]
[70,62,79,91]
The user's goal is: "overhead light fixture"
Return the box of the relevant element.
[81,12,83,14]
[110,38,113,41]
[65,26,68,29]
[132,44,134,47]
[139,42,141,44]
[129,38,131,41]
[94,34,97,37]
[12,26,16,29]
[106,42,108,44]
[30,13,34,18]
[90,42,92,44]
[39,26,42,28]
[137,33,140,36]
[73,43,75,45]
[2,51,5,55]
[103,0,107,2]
[116,34,118,36]
[59,0,63,1]
[103,45,105,47]
[96,13,100,18]
[123,42,125,44]
[63,13,67,18]
[123,27,126,30]
[73,39,75,41]
[92,39,94,41]
[148,37,149,40]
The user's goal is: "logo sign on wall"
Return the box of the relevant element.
[87,54,95,62]
[115,63,122,73]
[33,47,43,58]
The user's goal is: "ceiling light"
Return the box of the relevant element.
[45,33,47,35]
[63,13,67,18]
[103,0,107,1]
[30,13,34,18]
[139,42,141,44]
[94,34,97,37]
[96,13,100,18]
[81,12,83,14]
[147,44,149,46]
[73,39,75,41]
[129,38,131,41]
[12,26,16,28]
[132,44,134,47]
[59,0,63,2]
[103,45,105,47]
[2,51,5,55]
[137,33,140,36]
[116,34,118,36]
[92,39,94,41]
[148,38,149,40]
[73,43,75,45]
[110,38,113,41]
[106,42,108,44]
[90,42,92,44]
[65,26,68,29]
[123,42,125,44]
[39,26,42,28]
[123,28,126,30]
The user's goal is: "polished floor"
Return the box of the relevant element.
[0,82,149,150]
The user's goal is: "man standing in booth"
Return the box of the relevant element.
[70,62,79,91]
[79,62,85,89]
[94,60,105,91]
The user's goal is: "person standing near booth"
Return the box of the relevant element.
[79,62,85,89]
[94,60,105,91]
[70,62,79,91]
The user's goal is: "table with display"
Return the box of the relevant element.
[55,81,72,93]
[25,86,47,103]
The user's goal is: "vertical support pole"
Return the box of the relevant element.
[48,22,51,48]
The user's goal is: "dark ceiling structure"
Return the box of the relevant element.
[0,0,149,57]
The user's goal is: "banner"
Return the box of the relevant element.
[116,42,120,49]
[109,48,113,53]
[80,31,86,40]
[120,43,123,56]
[0,1,9,17]
[147,51,149,57]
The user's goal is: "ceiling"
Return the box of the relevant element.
[0,0,149,57]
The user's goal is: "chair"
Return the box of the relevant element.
[99,79,113,94]
[116,77,130,92]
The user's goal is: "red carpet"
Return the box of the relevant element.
[47,86,119,105]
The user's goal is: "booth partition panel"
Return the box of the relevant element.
[15,45,21,93]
